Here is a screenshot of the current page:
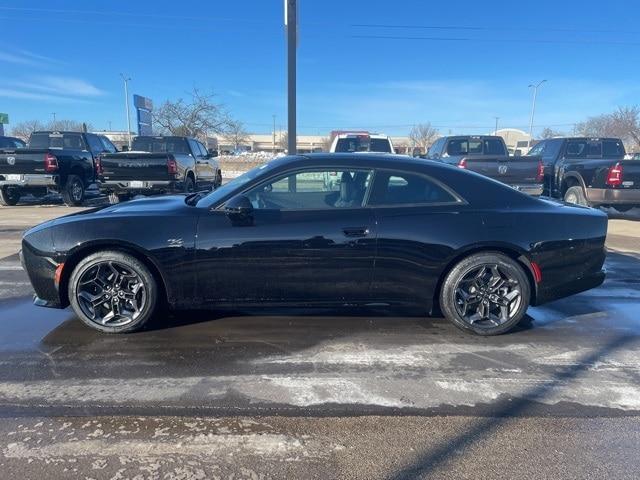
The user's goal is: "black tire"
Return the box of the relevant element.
[68,250,158,333]
[563,185,588,207]
[0,186,20,206]
[439,252,531,336]
[61,174,85,206]
[183,175,195,193]
[214,171,222,189]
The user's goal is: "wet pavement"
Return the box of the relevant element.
[0,205,639,478]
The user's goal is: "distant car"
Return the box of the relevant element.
[0,131,117,206]
[0,136,26,149]
[98,136,222,203]
[330,132,394,154]
[425,135,543,196]
[529,137,640,212]
[21,153,606,336]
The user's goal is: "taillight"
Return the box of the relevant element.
[44,153,58,172]
[458,158,467,169]
[95,156,103,175]
[606,162,623,187]
[536,160,544,182]
[167,155,178,175]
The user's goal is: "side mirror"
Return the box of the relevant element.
[224,195,254,224]
[207,149,218,157]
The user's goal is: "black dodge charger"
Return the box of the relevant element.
[20,154,607,335]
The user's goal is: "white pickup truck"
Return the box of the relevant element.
[329,132,394,153]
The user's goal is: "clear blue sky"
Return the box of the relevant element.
[0,0,638,136]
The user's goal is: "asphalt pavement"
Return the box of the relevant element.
[0,202,639,479]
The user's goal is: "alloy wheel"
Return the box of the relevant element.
[454,264,522,329]
[76,261,147,327]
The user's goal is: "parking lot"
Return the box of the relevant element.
[0,203,639,478]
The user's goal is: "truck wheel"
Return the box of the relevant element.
[61,175,85,206]
[0,186,21,206]
[564,186,588,207]
[183,176,195,193]
[214,171,222,189]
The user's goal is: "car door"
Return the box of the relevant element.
[195,167,377,305]
[367,168,467,307]
[188,139,213,185]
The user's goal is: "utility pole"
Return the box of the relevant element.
[494,117,499,135]
[108,120,112,131]
[528,80,546,148]
[120,74,132,149]
[51,112,57,127]
[272,114,276,154]
[285,0,297,155]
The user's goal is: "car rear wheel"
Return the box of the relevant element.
[564,186,588,207]
[68,251,158,333]
[61,174,85,206]
[440,252,530,335]
[214,171,222,189]
[0,186,21,206]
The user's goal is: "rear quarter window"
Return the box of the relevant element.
[368,170,460,206]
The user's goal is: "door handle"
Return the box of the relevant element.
[342,227,370,238]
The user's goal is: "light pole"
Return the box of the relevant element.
[528,80,546,148]
[494,117,499,135]
[285,0,297,155]
[120,74,132,149]
[272,114,276,154]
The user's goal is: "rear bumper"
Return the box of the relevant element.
[99,179,180,194]
[0,174,59,188]
[533,268,606,305]
[511,183,543,196]
[586,187,640,205]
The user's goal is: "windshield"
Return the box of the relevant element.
[334,137,392,153]
[132,137,190,154]
[196,160,281,207]
[29,133,85,149]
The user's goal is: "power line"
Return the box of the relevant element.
[351,23,636,35]
[351,34,640,47]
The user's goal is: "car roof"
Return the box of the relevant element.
[277,153,461,173]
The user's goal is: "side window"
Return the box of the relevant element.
[187,139,202,156]
[198,141,209,157]
[484,138,506,155]
[99,136,117,153]
[564,141,588,159]
[527,141,546,157]
[368,171,459,206]
[603,140,625,157]
[446,139,467,156]
[86,134,104,154]
[427,138,443,157]
[245,169,373,210]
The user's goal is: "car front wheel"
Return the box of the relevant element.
[0,186,21,206]
[68,250,158,333]
[564,186,588,207]
[439,252,531,335]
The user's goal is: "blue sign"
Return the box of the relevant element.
[133,94,153,136]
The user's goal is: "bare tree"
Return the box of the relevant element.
[153,88,229,141]
[279,132,288,151]
[223,120,250,151]
[573,106,640,149]
[408,123,439,153]
[48,119,92,132]
[539,127,564,139]
[10,120,46,140]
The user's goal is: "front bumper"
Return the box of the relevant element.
[20,243,66,309]
[0,174,59,188]
[533,268,606,305]
[586,187,640,205]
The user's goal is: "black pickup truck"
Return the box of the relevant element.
[0,131,117,206]
[98,136,221,202]
[528,137,640,212]
[0,136,26,149]
[425,135,544,195]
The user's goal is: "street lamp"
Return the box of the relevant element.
[120,74,132,149]
[528,80,546,148]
